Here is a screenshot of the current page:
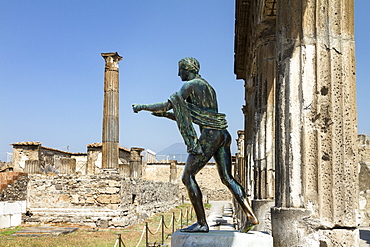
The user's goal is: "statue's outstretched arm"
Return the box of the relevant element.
[152,111,175,121]
[132,100,172,113]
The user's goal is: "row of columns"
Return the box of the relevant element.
[235,0,358,246]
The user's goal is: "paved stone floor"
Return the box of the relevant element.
[206,201,236,231]
[11,226,78,237]
[208,201,370,246]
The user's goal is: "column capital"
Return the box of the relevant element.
[101,52,123,69]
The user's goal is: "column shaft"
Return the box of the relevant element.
[101,52,122,169]
[273,0,358,246]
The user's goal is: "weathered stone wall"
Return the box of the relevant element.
[359,134,370,226]
[26,173,179,228]
[12,142,41,171]
[143,163,232,201]
[72,154,88,175]
[40,147,73,165]
[11,142,139,177]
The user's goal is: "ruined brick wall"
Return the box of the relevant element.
[26,173,179,228]
[0,172,28,202]
[143,163,232,201]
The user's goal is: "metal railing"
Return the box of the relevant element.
[114,206,195,247]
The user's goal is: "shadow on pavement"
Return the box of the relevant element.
[360,229,370,245]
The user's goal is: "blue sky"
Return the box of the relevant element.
[0,1,369,161]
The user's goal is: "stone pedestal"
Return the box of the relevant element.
[271,207,359,247]
[171,230,272,247]
[252,199,274,233]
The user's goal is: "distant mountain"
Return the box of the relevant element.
[156,142,214,163]
[157,143,187,155]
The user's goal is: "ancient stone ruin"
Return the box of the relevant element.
[0,52,181,229]
[1,1,367,245]
[234,0,359,246]
[0,51,233,229]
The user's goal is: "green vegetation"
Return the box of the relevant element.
[0,204,198,247]
[0,226,22,236]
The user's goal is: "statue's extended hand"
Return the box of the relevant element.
[132,104,143,113]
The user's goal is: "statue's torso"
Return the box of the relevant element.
[184,78,218,113]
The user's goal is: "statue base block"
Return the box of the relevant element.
[171,230,273,247]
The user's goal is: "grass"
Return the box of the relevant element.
[0,226,23,236]
[0,203,210,247]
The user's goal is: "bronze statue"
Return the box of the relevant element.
[132,57,258,233]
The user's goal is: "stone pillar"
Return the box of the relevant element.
[169,160,178,183]
[272,1,358,246]
[234,130,245,186]
[129,147,144,178]
[253,39,275,201]
[101,52,122,169]
[86,143,102,175]
[251,18,276,234]
[244,92,255,199]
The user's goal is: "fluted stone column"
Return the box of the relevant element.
[272,1,358,246]
[249,19,277,234]
[101,52,122,169]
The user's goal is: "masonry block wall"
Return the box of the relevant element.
[25,174,179,228]
[143,162,232,201]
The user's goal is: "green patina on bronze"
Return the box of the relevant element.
[133,57,258,233]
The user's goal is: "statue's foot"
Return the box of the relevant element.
[180,222,209,233]
[240,220,258,233]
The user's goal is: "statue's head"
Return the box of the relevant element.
[178,57,200,74]
[178,57,200,81]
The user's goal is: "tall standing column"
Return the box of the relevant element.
[272,1,358,246]
[101,52,122,169]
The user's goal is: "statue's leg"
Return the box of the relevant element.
[180,129,222,232]
[213,130,259,233]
